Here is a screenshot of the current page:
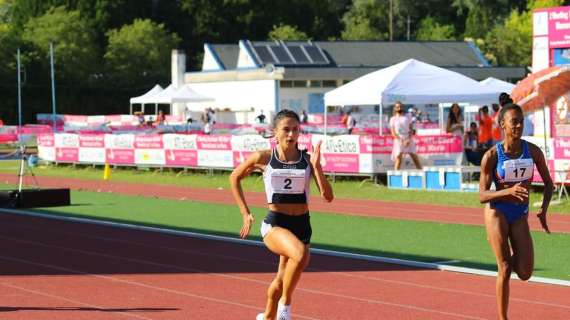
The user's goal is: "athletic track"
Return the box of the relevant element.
[1,173,570,319]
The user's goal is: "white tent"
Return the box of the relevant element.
[144,84,215,114]
[324,59,504,134]
[479,77,515,94]
[129,84,163,114]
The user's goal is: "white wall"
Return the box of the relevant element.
[280,87,331,114]
[177,80,277,124]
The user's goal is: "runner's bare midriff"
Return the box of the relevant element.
[268,203,309,216]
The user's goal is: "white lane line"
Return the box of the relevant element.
[0,282,155,320]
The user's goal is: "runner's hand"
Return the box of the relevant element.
[240,213,254,239]
[536,208,550,234]
[310,140,324,169]
[507,183,528,202]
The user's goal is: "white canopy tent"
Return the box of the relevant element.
[129,84,163,114]
[480,77,515,94]
[141,84,215,115]
[323,59,504,135]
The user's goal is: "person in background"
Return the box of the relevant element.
[135,112,145,127]
[464,122,481,165]
[300,110,308,124]
[153,110,165,126]
[492,103,502,143]
[479,103,552,320]
[201,108,213,134]
[346,111,356,134]
[390,101,422,170]
[230,109,333,320]
[446,103,464,136]
[478,105,493,150]
[256,110,267,124]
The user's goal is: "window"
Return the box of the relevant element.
[280,80,293,88]
[322,80,337,87]
[292,80,307,88]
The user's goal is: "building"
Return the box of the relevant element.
[172,40,525,123]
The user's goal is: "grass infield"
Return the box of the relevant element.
[0,160,568,214]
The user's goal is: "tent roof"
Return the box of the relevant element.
[480,77,515,94]
[129,84,163,104]
[324,59,503,106]
[150,84,214,104]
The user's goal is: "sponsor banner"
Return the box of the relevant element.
[105,115,123,125]
[165,149,198,167]
[322,153,359,173]
[298,134,313,151]
[524,136,555,160]
[554,137,570,159]
[79,147,106,163]
[106,149,135,165]
[320,135,360,154]
[360,135,393,154]
[163,134,198,150]
[416,135,463,154]
[135,149,165,165]
[233,151,253,167]
[134,134,163,149]
[55,147,79,162]
[197,150,233,168]
[532,160,556,183]
[231,135,271,152]
[37,134,55,147]
[38,146,55,161]
[54,133,79,148]
[105,134,134,149]
[196,135,232,150]
[79,134,105,148]
[87,115,106,124]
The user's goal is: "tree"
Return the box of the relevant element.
[21,6,98,83]
[268,23,309,40]
[104,19,180,87]
[341,0,388,40]
[416,16,456,40]
[484,0,565,66]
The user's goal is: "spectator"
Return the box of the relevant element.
[256,110,266,124]
[135,112,145,127]
[408,107,418,135]
[300,109,308,124]
[390,101,422,170]
[346,111,357,134]
[201,108,212,134]
[446,103,464,136]
[464,122,481,165]
[478,105,493,150]
[153,110,165,126]
[491,103,502,143]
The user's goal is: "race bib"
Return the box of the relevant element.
[270,169,306,194]
[503,158,534,182]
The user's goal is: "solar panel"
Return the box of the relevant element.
[270,46,292,63]
[288,46,310,63]
[304,46,327,63]
[254,45,276,63]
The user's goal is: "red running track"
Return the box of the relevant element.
[2,173,570,233]
[0,212,569,320]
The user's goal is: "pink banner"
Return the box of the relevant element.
[532,160,556,183]
[63,115,88,122]
[79,134,105,148]
[360,135,393,154]
[554,137,570,159]
[134,135,163,149]
[548,6,570,48]
[37,134,55,147]
[55,148,79,162]
[165,150,198,167]
[322,154,359,173]
[196,135,232,150]
[106,149,135,164]
[416,135,463,154]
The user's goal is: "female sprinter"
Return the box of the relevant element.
[230,109,333,320]
[479,103,553,320]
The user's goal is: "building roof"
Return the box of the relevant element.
[197,40,525,81]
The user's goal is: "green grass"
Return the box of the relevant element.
[1,160,568,214]
[18,190,568,281]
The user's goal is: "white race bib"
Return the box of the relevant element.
[503,158,533,182]
[270,169,306,194]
